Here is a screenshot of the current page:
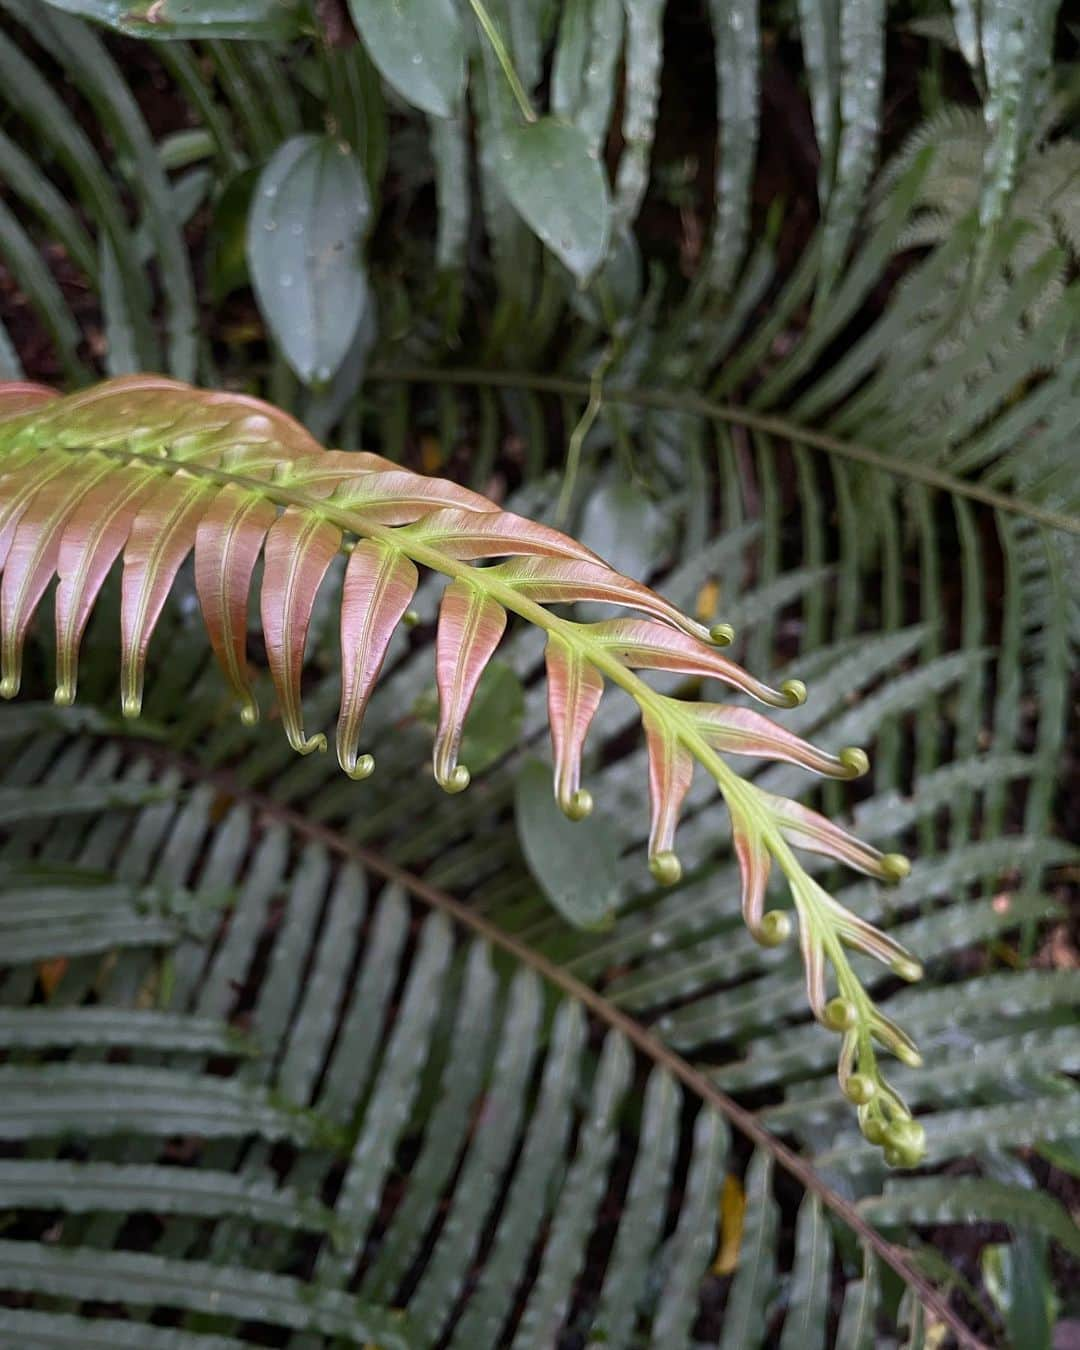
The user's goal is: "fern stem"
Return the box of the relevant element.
[367,365,1080,536]
[467,0,536,123]
[555,344,613,527]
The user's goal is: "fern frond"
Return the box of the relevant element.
[0,733,980,1344]
[0,374,928,1157]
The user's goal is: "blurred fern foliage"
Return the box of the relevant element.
[0,0,1077,1346]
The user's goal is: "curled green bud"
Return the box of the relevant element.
[893,1041,923,1068]
[709,622,736,646]
[884,1118,926,1167]
[649,851,683,887]
[53,683,76,708]
[403,609,421,628]
[439,764,470,794]
[780,678,807,707]
[823,996,857,1031]
[562,787,593,821]
[892,957,923,983]
[343,752,375,781]
[862,1116,888,1146]
[882,852,911,881]
[239,699,260,727]
[758,909,792,946]
[839,746,870,778]
[844,1073,876,1105]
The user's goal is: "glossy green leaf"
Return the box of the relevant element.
[247,134,371,387]
[493,118,611,282]
[349,0,465,118]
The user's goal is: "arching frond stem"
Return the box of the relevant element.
[368,365,1080,536]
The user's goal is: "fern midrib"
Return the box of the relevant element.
[366,365,1080,536]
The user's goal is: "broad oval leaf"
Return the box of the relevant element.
[247,134,371,388]
[349,0,465,119]
[40,0,304,39]
[493,118,611,283]
[515,757,621,930]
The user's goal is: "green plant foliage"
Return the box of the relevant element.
[247,135,372,386]
[0,740,733,1346]
[493,119,612,283]
[24,0,1064,387]
[0,376,937,1158]
[349,0,465,118]
[1,0,1078,1343]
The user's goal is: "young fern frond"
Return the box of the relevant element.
[0,376,925,1162]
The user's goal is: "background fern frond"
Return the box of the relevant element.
[0,718,984,1347]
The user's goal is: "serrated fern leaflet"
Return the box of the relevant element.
[0,376,926,1162]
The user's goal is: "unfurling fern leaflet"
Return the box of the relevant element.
[0,376,926,1164]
